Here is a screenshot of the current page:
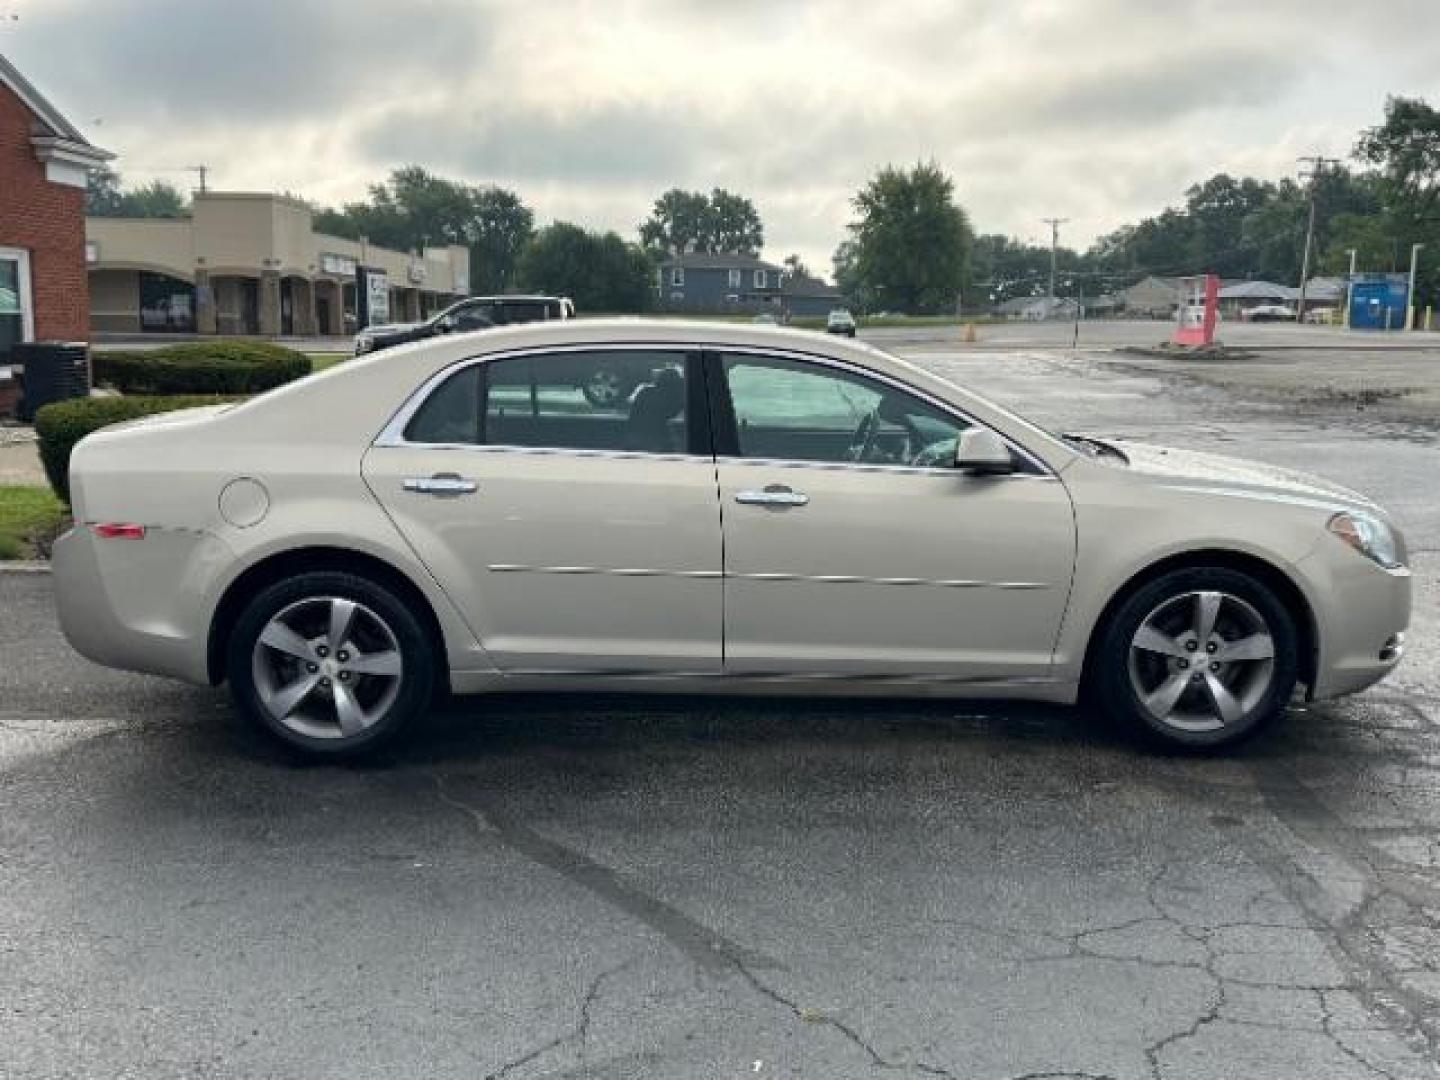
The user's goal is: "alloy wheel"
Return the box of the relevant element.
[1126,590,1277,734]
[250,596,404,740]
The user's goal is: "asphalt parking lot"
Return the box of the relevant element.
[2,338,1438,1078]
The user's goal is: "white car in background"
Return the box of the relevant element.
[53,321,1409,759]
[1246,303,1295,322]
[827,308,857,337]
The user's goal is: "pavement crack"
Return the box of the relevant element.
[482,960,633,1080]
[428,770,773,974]
[730,958,958,1078]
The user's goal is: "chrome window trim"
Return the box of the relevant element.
[372,340,1056,479]
[372,342,699,452]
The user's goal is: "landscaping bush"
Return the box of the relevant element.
[92,341,310,395]
[34,395,232,504]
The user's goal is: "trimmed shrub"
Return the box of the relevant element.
[92,341,310,395]
[35,395,232,504]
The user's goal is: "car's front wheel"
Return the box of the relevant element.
[227,571,436,758]
[1092,567,1299,750]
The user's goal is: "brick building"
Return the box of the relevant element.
[0,54,111,417]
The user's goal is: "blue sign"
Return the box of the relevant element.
[1350,274,1408,331]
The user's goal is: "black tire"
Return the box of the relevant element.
[227,570,436,759]
[1091,566,1299,751]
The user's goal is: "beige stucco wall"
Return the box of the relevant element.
[86,219,194,279]
[88,267,140,332]
[87,193,471,299]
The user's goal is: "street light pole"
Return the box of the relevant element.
[1407,242,1424,331]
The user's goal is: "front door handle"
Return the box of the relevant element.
[735,485,809,508]
[403,473,477,497]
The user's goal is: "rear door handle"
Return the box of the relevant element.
[403,473,477,497]
[735,486,809,507]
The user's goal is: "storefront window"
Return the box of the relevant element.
[139,271,196,333]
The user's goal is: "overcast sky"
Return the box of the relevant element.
[6,0,1440,276]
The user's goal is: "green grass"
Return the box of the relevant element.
[0,485,67,560]
[308,353,346,372]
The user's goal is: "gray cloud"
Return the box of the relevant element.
[5,0,1438,275]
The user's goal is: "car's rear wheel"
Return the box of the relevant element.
[1092,567,1299,750]
[227,571,435,758]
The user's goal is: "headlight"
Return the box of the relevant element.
[1328,511,1404,569]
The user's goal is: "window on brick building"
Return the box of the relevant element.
[0,247,34,363]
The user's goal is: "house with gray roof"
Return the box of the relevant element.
[781,272,845,319]
[655,253,784,314]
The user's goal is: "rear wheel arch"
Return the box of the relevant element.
[1080,549,1318,694]
[207,546,449,689]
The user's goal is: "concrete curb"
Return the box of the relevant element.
[0,560,51,573]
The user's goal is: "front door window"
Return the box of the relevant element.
[722,354,965,468]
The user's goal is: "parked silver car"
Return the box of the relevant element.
[54,321,1410,758]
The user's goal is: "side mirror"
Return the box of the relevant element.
[955,427,1015,475]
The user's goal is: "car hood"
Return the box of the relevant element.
[1108,439,1381,514]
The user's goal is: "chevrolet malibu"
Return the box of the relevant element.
[53,321,1410,758]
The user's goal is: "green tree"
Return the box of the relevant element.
[706,188,763,255]
[639,188,764,255]
[314,167,534,294]
[86,168,188,219]
[518,222,654,312]
[121,180,188,219]
[1183,173,1275,277]
[970,233,1080,304]
[1355,95,1440,307]
[639,189,711,254]
[1356,96,1440,224]
[831,239,863,307]
[85,166,123,216]
[845,162,971,314]
[467,186,535,293]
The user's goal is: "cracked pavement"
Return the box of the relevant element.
[1,332,1438,1078]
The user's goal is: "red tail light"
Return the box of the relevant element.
[92,523,147,540]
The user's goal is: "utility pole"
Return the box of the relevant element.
[1407,242,1425,330]
[1295,155,1340,322]
[190,165,208,194]
[1042,217,1069,307]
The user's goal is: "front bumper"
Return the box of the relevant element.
[52,524,230,685]
[1300,545,1412,700]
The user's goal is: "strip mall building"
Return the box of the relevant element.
[87,192,470,337]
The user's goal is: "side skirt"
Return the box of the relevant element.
[448,669,1079,704]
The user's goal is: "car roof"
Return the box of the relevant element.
[453,294,569,303]
[434,316,883,362]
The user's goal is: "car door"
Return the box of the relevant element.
[363,346,722,673]
[710,349,1076,682]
